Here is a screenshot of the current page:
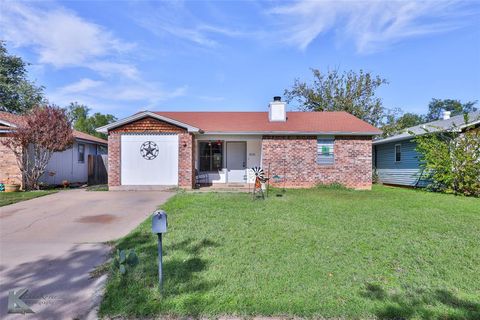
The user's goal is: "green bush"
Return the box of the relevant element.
[414,120,480,196]
[315,182,348,190]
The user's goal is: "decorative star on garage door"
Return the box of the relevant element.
[140,141,159,160]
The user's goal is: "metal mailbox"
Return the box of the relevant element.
[151,210,168,234]
[152,210,168,290]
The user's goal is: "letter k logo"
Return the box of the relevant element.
[8,288,34,314]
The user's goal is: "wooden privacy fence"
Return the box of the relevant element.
[88,154,108,185]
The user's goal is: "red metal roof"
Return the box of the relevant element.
[0,111,107,144]
[153,111,381,134]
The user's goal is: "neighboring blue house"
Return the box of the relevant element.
[373,111,480,187]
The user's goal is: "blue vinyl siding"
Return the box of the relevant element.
[374,139,429,187]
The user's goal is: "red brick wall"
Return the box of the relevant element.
[107,117,195,188]
[261,135,372,189]
[108,133,121,187]
[178,133,195,188]
[0,134,23,186]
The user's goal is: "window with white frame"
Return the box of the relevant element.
[395,144,401,162]
[317,137,335,165]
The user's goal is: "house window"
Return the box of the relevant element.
[97,145,107,155]
[395,144,401,162]
[199,141,223,171]
[78,144,85,163]
[317,137,334,165]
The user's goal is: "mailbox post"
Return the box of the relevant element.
[151,210,168,290]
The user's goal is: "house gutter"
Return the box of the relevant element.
[373,136,413,145]
[75,138,108,146]
[199,131,381,136]
[0,120,17,128]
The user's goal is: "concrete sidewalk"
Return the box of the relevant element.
[0,189,173,319]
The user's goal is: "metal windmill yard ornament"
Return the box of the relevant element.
[252,166,269,199]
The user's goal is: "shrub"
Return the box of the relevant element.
[316,182,348,190]
[414,117,480,197]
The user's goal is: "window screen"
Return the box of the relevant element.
[317,138,334,165]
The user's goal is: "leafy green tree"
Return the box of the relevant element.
[381,111,425,137]
[414,115,480,196]
[67,102,116,139]
[425,98,477,121]
[284,68,388,126]
[0,41,44,114]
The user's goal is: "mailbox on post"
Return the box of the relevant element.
[152,210,168,234]
[151,210,167,290]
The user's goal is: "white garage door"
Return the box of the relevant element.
[121,134,179,185]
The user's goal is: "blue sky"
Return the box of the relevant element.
[1,0,479,118]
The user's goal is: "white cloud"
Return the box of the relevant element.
[0,1,178,113]
[133,1,245,48]
[0,1,135,70]
[60,78,104,94]
[110,83,188,104]
[52,78,187,112]
[88,61,139,79]
[270,0,473,53]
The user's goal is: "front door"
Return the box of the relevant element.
[226,142,246,183]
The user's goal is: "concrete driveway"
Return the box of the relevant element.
[0,189,173,319]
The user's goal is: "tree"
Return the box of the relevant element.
[414,114,480,196]
[381,111,425,137]
[284,68,388,126]
[0,41,44,114]
[425,98,477,122]
[1,106,74,190]
[67,102,117,139]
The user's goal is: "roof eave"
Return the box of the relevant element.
[373,135,414,145]
[0,119,17,128]
[75,137,108,146]
[96,111,201,133]
[198,131,381,136]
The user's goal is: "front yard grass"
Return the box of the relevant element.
[100,185,480,319]
[0,190,57,207]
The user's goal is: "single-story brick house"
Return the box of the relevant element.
[0,111,108,187]
[97,97,381,190]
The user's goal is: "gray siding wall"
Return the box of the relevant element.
[374,139,428,187]
[39,141,101,185]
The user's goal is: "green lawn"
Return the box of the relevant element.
[100,186,480,319]
[0,190,57,207]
